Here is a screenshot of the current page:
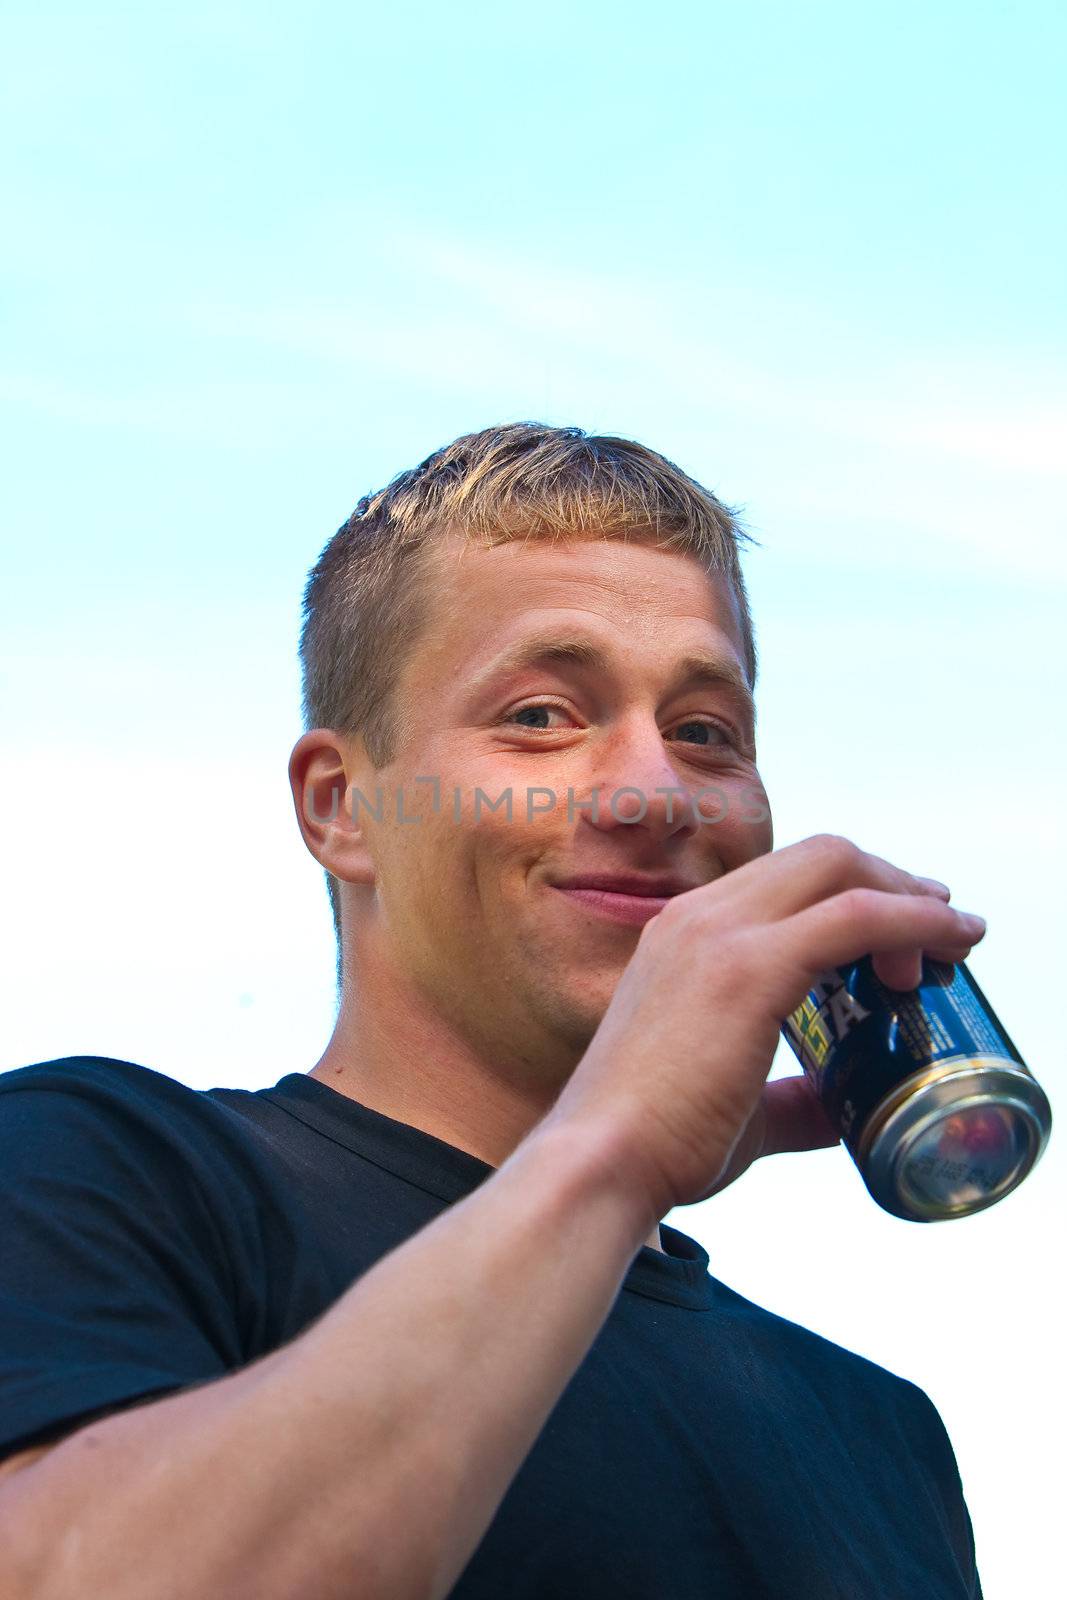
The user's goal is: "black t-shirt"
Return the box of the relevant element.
[0,1056,983,1599]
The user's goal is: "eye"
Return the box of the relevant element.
[499,704,741,748]
[668,718,735,749]
[501,700,572,731]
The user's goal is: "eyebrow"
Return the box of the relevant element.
[466,634,757,733]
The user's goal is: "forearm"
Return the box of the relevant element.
[1,1113,655,1600]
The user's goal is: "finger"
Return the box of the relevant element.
[872,925,985,991]
[872,946,974,990]
[872,949,926,990]
[779,890,986,998]
[688,835,957,924]
[912,876,952,901]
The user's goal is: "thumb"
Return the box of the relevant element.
[694,1076,841,1206]
[759,1075,840,1158]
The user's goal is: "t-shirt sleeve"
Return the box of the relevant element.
[0,1059,247,1461]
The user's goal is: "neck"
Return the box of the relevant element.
[309,949,665,1255]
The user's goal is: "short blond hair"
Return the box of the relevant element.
[299,421,759,951]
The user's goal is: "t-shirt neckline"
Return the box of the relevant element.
[260,1072,715,1310]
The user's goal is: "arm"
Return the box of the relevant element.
[0,1114,654,1600]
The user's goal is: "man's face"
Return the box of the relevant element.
[351,534,773,1077]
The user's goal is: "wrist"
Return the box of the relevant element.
[515,1107,664,1258]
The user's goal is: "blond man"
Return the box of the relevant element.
[0,423,985,1598]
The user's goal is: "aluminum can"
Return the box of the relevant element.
[781,956,1052,1221]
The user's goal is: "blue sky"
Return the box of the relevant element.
[2,4,1064,1592]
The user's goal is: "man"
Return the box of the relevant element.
[0,422,986,1598]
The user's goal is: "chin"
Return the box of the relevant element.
[544,984,615,1054]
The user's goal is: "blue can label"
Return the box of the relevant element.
[782,958,1026,1150]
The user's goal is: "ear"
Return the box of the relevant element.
[288,729,377,887]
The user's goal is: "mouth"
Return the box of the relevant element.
[548,873,698,928]
[551,886,673,926]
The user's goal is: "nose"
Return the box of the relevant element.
[575,712,701,845]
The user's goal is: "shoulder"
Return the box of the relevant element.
[712,1272,940,1410]
[0,1054,265,1199]
[716,1275,968,1469]
[0,1053,241,1131]
[729,1287,980,1584]
[0,1052,206,1100]
[0,1058,270,1448]
[0,1054,287,1324]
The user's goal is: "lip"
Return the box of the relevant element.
[551,873,697,897]
[551,886,675,926]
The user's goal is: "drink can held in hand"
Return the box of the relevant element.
[781,958,1052,1222]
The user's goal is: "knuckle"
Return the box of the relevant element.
[650,887,705,937]
[806,832,860,867]
[641,900,753,979]
[636,901,687,957]
[836,885,881,921]
[639,898,681,943]
[708,927,759,987]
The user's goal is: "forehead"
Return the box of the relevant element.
[407,534,749,686]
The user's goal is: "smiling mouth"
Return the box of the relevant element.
[550,885,676,926]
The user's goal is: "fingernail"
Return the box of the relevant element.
[917,877,952,898]
[959,912,987,933]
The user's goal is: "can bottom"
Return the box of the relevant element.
[858,1058,1052,1222]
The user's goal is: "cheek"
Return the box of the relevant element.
[377,813,465,923]
[712,777,773,858]
[415,808,520,928]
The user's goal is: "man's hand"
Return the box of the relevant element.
[697,1073,841,1201]
[547,834,986,1221]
